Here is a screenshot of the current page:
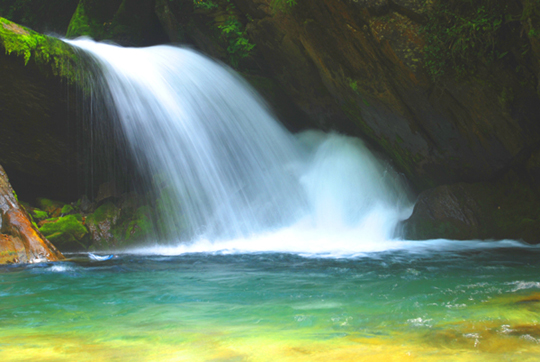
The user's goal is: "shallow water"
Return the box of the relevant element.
[2,245,540,361]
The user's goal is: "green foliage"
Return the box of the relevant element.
[0,0,79,34]
[421,0,510,80]
[271,0,297,13]
[192,0,218,11]
[218,16,255,68]
[522,0,540,38]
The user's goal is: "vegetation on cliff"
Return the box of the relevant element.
[422,0,540,81]
[0,0,79,34]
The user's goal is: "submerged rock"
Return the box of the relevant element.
[0,165,64,264]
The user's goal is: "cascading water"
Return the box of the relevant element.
[67,38,412,253]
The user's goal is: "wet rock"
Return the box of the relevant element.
[85,201,121,249]
[403,172,540,243]
[0,164,64,264]
[78,195,94,214]
[0,18,81,202]
[403,184,481,240]
[36,198,64,218]
[39,214,89,251]
[96,181,121,203]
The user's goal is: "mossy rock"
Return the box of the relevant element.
[86,201,120,224]
[85,201,121,249]
[36,197,65,216]
[0,17,79,81]
[119,205,155,244]
[404,171,540,243]
[61,204,75,215]
[39,214,89,251]
[154,186,186,240]
[31,208,49,220]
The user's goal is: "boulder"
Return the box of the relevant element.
[403,172,540,243]
[403,184,482,240]
[38,214,89,251]
[0,164,64,264]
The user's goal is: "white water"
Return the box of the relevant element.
[68,39,415,254]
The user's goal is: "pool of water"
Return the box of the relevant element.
[2,244,540,361]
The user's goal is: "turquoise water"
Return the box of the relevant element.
[2,244,540,361]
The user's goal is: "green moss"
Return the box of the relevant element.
[39,214,89,250]
[66,2,103,39]
[61,204,74,214]
[0,17,79,81]
[36,197,64,213]
[32,209,49,220]
[86,202,120,224]
[122,206,154,242]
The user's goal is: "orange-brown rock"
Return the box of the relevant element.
[0,164,64,264]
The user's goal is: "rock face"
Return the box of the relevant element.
[0,18,82,202]
[0,165,64,264]
[154,0,540,191]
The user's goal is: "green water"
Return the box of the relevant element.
[1,244,540,361]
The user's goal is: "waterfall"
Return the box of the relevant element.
[67,38,412,253]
